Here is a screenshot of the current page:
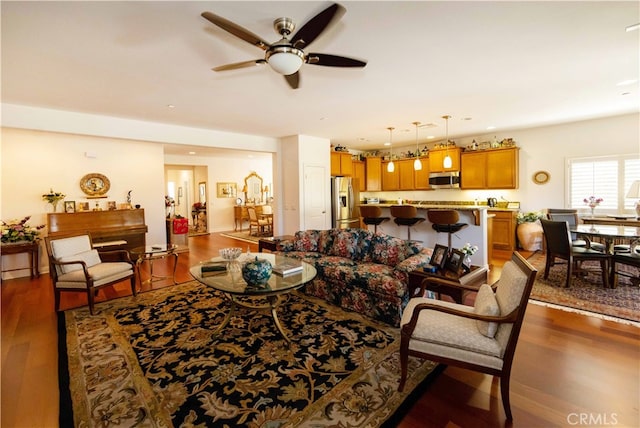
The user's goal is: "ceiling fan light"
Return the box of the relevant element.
[267,47,304,75]
[414,158,422,170]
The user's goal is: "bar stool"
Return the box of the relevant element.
[390,205,425,241]
[427,209,468,252]
[359,205,390,233]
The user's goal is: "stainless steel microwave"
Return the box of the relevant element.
[429,171,460,189]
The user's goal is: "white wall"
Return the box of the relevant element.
[1,127,166,278]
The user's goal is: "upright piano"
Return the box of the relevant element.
[47,209,147,253]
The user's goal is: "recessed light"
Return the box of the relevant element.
[462,117,472,121]
[188,151,196,155]
[617,79,638,86]
[426,135,434,139]
[621,92,631,96]
[167,104,175,108]
[383,142,391,146]
[487,126,496,130]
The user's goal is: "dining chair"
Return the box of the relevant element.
[609,241,640,288]
[247,207,271,236]
[546,208,605,251]
[398,252,537,421]
[44,233,136,314]
[540,219,610,288]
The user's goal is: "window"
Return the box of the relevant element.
[569,155,640,213]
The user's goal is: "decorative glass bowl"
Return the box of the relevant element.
[219,247,242,261]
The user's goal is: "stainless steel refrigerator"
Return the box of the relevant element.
[331,177,360,229]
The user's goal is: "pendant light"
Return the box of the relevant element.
[413,121,422,171]
[442,115,452,169]
[387,127,395,173]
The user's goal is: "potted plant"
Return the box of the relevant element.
[516,211,544,251]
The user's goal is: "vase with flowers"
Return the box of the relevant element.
[460,243,478,271]
[42,188,66,212]
[1,216,45,243]
[583,196,603,218]
[516,211,544,251]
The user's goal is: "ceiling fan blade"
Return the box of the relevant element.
[201,12,270,51]
[284,72,300,89]
[213,59,266,72]
[306,53,367,68]
[291,3,345,50]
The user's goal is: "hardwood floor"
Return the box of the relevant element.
[1,234,638,427]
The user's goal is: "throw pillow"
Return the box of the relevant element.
[58,249,102,274]
[474,284,500,338]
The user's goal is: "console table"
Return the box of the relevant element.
[1,240,40,278]
[234,205,264,231]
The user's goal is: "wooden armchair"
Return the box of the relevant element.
[44,233,136,314]
[398,252,537,420]
[247,207,272,237]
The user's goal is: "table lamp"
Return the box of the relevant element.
[626,180,640,218]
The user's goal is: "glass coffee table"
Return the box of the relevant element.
[190,253,317,343]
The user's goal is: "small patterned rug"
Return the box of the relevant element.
[220,230,264,244]
[58,281,441,427]
[527,252,640,323]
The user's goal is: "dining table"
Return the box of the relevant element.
[571,224,640,254]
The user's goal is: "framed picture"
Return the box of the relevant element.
[78,202,90,212]
[64,201,76,213]
[446,249,465,274]
[217,182,237,198]
[107,201,117,210]
[430,244,449,269]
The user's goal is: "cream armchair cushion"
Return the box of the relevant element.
[58,249,102,274]
[474,284,500,337]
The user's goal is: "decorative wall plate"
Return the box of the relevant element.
[532,170,550,185]
[80,173,110,196]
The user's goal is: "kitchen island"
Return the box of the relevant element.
[359,202,495,269]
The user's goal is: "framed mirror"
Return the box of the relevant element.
[244,172,263,204]
[199,182,207,203]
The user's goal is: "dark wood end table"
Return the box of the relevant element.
[408,265,489,304]
[258,235,295,253]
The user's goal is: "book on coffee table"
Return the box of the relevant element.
[201,263,227,277]
[273,261,304,276]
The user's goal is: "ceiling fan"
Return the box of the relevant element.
[201,3,367,89]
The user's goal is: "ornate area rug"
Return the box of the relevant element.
[527,252,640,323]
[58,281,441,427]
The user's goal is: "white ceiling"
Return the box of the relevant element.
[2,1,638,155]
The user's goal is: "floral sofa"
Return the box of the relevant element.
[275,228,433,327]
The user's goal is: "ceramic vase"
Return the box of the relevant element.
[517,221,543,251]
[242,256,272,286]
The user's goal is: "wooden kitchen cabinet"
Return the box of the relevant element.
[381,161,399,190]
[398,159,415,190]
[352,160,366,191]
[488,210,517,251]
[414,156,430,189]
[331,151,353,176]
[428,147,461,173]
[365,157,382,191]
[461,147,519,189]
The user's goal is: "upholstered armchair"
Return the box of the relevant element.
[398,252,537,420]
[44,233,136,314]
